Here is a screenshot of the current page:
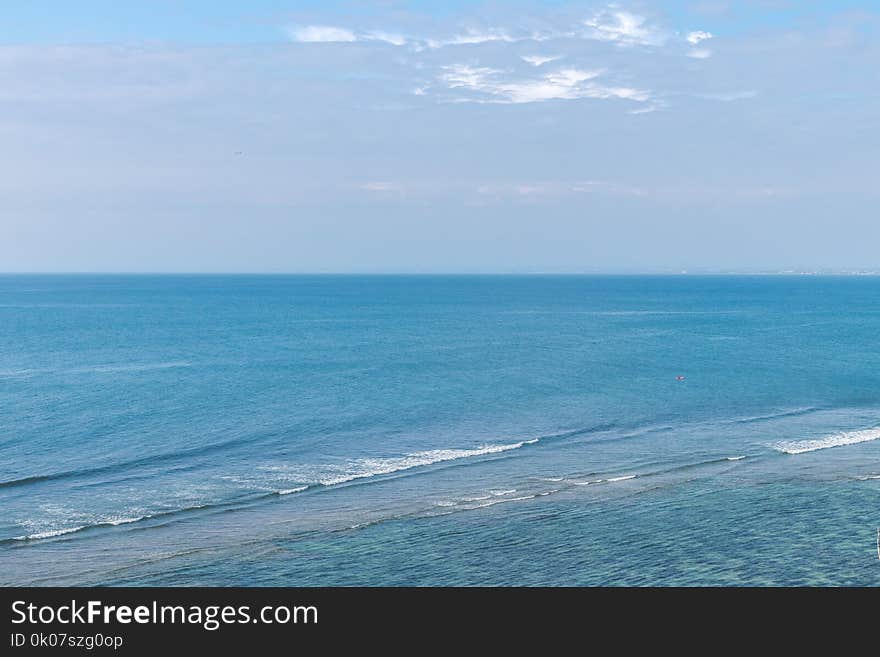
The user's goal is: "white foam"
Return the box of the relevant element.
[772,428,880,454]
[105,515,149,526]
[16,514,150,541]
[461,488,520,502]
[277,486,308,495]
[316,439,539,486]
[573,474,637,485]
[18,526,87,540]
[726,456,746,461]
[469,494,537,509]
[857,474,880,481]
[436,488,518,508]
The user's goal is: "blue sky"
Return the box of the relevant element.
[3,1,880,272]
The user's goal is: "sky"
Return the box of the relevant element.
[2,1,879,273]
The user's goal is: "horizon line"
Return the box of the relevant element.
[2,271,880,277]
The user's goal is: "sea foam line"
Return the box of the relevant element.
[11,441,538,543]
[436,488,519,508]
[277,486,309,496]
[772,428,880,455]
[8,501,227,544]
[14,515,150,542]
[467,494,540,510]
[573,474,637,486]
[315,439,539,486]
[19,527,88,541]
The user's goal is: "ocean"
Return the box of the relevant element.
[1,274,879,585]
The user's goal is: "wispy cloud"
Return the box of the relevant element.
[365,31,408,46]
[350,178,803,204]
[468,179,798,203]
[286,24,525,49]
[686,30,714,45]
[583,10,667,47]
[285,10,715,112]
[473,179,648,199]
[286,10,712,55]
[521,54,562,67]
[628,104,659,115]
[439,64,649,105]
[287,25,357,43]
[287,25,411,46]
[685,30,714,58]
[360,181,405,193]
[437,28,517,47]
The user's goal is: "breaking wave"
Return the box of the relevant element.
[772,428,880,454]
[12,514,152,542]
[312,439,539,486]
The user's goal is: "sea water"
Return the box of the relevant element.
[1,275,879,585]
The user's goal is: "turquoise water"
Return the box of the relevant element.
[1,274,879,585]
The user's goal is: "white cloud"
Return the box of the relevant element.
[471,180,649,199]
[288,25,357,43]
[361,179,795,203]
[686,30,713,45]
[474,181,583,198]
[365,31,408,46]
[429,28,518,48]
[521,54,562,67]
[285,14,704,53]
[287,24,524,49]
[287,26,409,46]
[439,64,649,105]
[583,10,667,47]
[451,29,516,45]
[282,15,728,111]
[442,65,501,90]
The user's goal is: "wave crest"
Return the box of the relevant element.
[315,439,539,486]
[13,514,151,542]
[772,428,880,454]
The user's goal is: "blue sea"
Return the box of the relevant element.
[1,275,879,586]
